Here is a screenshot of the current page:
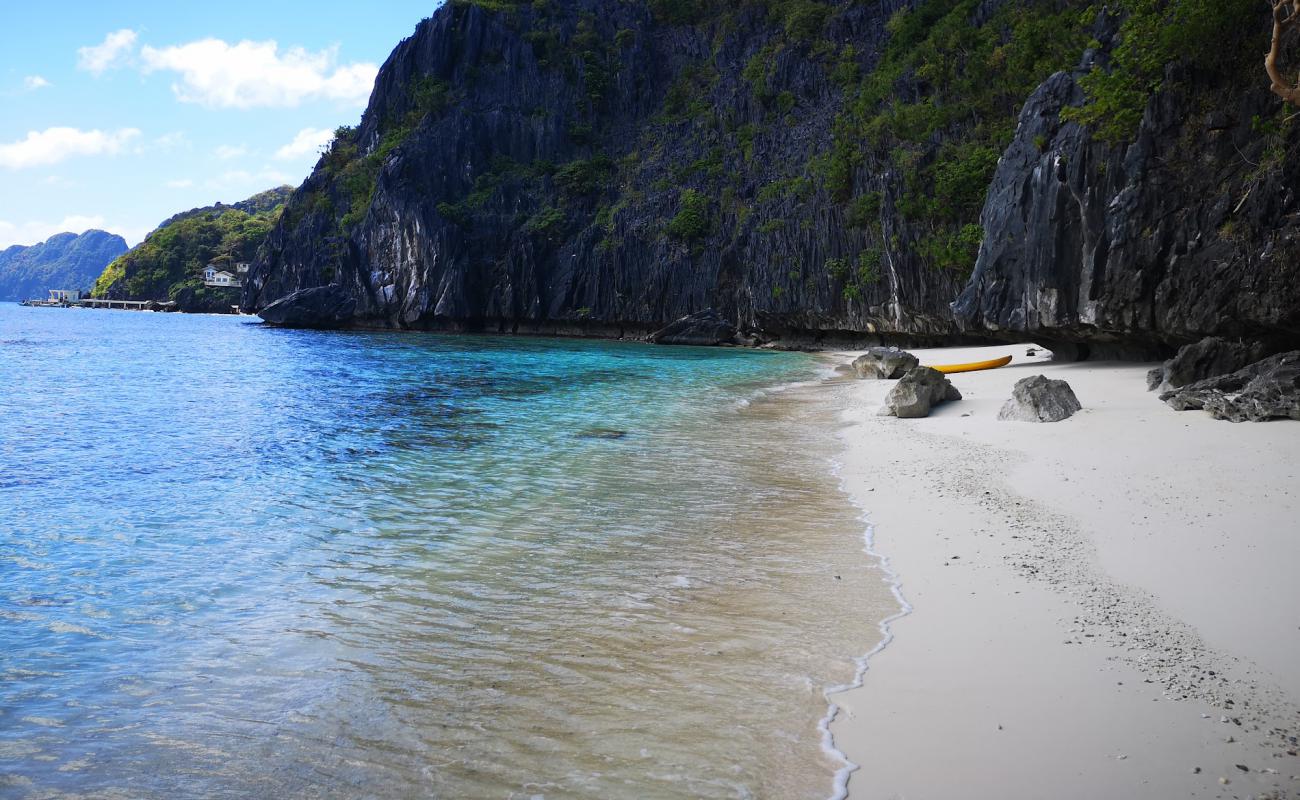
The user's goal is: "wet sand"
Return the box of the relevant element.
[826,344,1300,799]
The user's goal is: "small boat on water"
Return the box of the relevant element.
[927,354,1013,374]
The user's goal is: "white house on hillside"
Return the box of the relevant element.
[203,264,242,288]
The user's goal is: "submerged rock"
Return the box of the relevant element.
[852,347,919,380]
[879,367,962,418]
[258,285,356,329]
[998,375,1082,423]
[575,428,629,440]
[1148,337,1271,392]
[1160,352,1300,422]
[648,309,738,347]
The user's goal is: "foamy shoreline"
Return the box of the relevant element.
[822,344,1300,799]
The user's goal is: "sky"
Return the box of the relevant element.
[0,0,440,248]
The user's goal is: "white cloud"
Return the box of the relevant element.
[275,127,333,160]
[152,132,188,150]
[23,75,51,91]
[214,144,249,160]
[140,38,377,109]
[0,127,141,170]
[78,29,139,75]
[166,178,194,189]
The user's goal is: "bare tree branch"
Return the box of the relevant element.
[1267,0,1300,104]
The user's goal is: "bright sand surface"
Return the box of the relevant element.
[826,344,1300,799]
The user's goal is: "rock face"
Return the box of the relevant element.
[1147,337,1272,393]
[954,41,1300,355]
[0,231,127,301]
[648,309,738,346]
[258,286,357,329]
[852,347,919,379]
[241,1,969,338]
[879,367,962,419]
[998,375,1082,422]
[243,1,1299,356]
[1160,352,1300,422]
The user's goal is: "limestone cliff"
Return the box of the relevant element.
[244,0,1299,355]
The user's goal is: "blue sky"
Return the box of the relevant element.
[0,1,439,247]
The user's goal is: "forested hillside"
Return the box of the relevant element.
[0,230,127,301]
[94,187,292,312]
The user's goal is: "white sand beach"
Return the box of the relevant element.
[827,345,1300,799]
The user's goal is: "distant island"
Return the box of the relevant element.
[0,230,127,302]
[91,186,292,314]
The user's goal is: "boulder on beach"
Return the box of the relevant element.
[1148,337,1270,392]
[648,308,738,346]
[878,367,961,418]
[998,375,1082,422]
[1160,352,1300,422]
[258,285,357,329]
[852,347,919,380]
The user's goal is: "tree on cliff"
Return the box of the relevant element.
[1268,0,1300,104]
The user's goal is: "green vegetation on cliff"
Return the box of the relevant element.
[93,187,291,301]
[816,0,1089,277]
[0,231,127,301]
[1064,0,1260,142]
[248,0,1290,343]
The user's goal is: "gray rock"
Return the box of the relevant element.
[879,367,962,419]
[575,428,628,440]
[1146,367,1165,391]
[1148,337,1271,392]
[648,309,738,347]
[998,375,1082,422]
[258,285,356,329]
[1161,352,1300,422]
[952,58,1300,353]
[852,347,919,379]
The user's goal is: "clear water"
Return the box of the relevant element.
[0,305,892,799]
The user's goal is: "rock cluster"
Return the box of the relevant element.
[258,285,357,329]
[852,347,919,380]
[1147,337,1271,393]
[648,309,738,347]
[998,375,1082,423]
[879,367,961,419]
[1161,352,1300,422]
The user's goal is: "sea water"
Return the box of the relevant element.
[0,304,894,799]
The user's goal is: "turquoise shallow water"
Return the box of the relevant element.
[0,305,889,799]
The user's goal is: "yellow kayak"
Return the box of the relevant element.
[928,355,1013,374]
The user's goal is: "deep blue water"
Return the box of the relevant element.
[0,305,882,799]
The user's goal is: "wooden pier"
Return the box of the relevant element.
[76,298,153,310]
[20,295,158,311]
